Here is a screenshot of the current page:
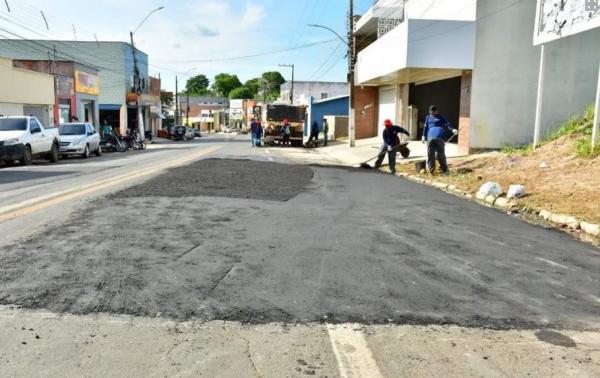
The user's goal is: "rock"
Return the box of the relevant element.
[476,192,487,201]
[580,221,600,237]
[539,210,553,221]
[478,182,502,198]
[549,213,580,229]
[432,182,449,190]
[539,161,549,169]
[494,197,509,209]
[507,185,526,199]
[485,195,497,206]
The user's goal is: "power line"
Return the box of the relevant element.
[153,38,338,63]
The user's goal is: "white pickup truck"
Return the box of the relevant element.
[0,116,60,165]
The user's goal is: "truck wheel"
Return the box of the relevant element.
[20,145,32,166]
[48,143,60,163]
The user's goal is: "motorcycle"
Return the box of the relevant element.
[124,129,146,150]
[100,130,128,153]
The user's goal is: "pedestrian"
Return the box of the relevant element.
[101,120,112,139]
[256,119,263,147]
[422,105,458,174]
[323,118,329,147]
[374,119,410,174]
[307,120,320,147]
[281,119,292,147]
[250,118,260,147]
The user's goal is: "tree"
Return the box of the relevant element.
[212,73,242,97]
[261,71,286,99]
[244,78,261,98]
[185,74,210,95]
[160,90,173,111]
[229,86,255,99]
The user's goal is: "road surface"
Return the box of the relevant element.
[0,134,599,377]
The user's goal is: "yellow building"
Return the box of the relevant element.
[0,56,55,127]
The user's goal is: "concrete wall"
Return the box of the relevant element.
[405,0,476,21]
[280,82,348,105]
[470,0,600,149]
[0,57,54,119]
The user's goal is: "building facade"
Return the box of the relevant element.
[178,96,229,132]
[306,95,349,138]
[0,56,55,127]
[354,0,476,142]
[279,81,349,106]
[0,39,153,135]
[468,0,600,151]
[12,60,100,128]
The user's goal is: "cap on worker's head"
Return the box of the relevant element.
[429,105,438,112]
[384,119,393,127]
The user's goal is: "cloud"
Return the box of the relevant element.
[197,26,219,37]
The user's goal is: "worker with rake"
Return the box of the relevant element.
[374,119,410,174]
[422,105,458,174]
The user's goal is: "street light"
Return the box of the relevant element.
[308,0,355,148]
[130,6,165,139]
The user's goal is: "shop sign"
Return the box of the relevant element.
[126,92,139,106]
[75,70,100,95]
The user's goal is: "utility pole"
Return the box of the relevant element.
[279,64,295,104]
[130,31,145,139]
[186,91,190,126]
[175,76,179,126]
[348,0,356,147]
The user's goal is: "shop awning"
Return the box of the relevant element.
[99,104,122,111]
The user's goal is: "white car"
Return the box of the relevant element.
[0,116,60,165]
[58,123,101,158]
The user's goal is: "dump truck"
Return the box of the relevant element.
[262,104,307,147]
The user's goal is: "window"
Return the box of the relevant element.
[0,118,27,131]
[321,93,328,99]
[30,119,42,133]
[59,124,86,135]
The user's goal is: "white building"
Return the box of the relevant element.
[354,0,476,144]
[469,0,600,150]
[279,81,349,106]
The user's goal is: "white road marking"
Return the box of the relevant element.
[536,257,573,271]
[327,324,383,378]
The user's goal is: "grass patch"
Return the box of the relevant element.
[500,105,598,159]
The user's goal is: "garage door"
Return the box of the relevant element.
[23,105,50,128]
[378,87,396,138]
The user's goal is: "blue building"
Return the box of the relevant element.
[306,95,349,137]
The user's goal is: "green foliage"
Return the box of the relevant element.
[160,90,173,108]
[212,73,242,97]
[229,86,255,99]
[185,74,210,95]
[500,143,533,155]
[261,71,285,99]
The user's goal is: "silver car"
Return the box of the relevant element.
[59,123,102,158]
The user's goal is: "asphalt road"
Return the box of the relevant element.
[0,134,599,331]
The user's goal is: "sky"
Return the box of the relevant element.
[0,0,373,92]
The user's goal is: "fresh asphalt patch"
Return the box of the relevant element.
[118,158,314,201]
[1,158,600,330]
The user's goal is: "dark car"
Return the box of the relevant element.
[171,126,187,141]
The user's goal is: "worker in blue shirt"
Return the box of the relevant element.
[374,119,410,174]
[422,105,458,174]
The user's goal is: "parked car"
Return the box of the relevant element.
[58,123,101,158]
[171,126,187,141]
[184,127,195,140]
[190,128,202,138]
[0,116,60,165]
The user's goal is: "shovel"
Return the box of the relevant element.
[359,141,411,169]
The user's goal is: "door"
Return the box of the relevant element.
[378,87,396,139]
[28,118,45,154]
[87,124,99,151]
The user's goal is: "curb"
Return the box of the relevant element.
[391,170,600,243]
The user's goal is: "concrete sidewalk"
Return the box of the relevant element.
[272,137,462,167]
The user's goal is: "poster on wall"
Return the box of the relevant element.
[75,71,100,96]
[534,0,600,45]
